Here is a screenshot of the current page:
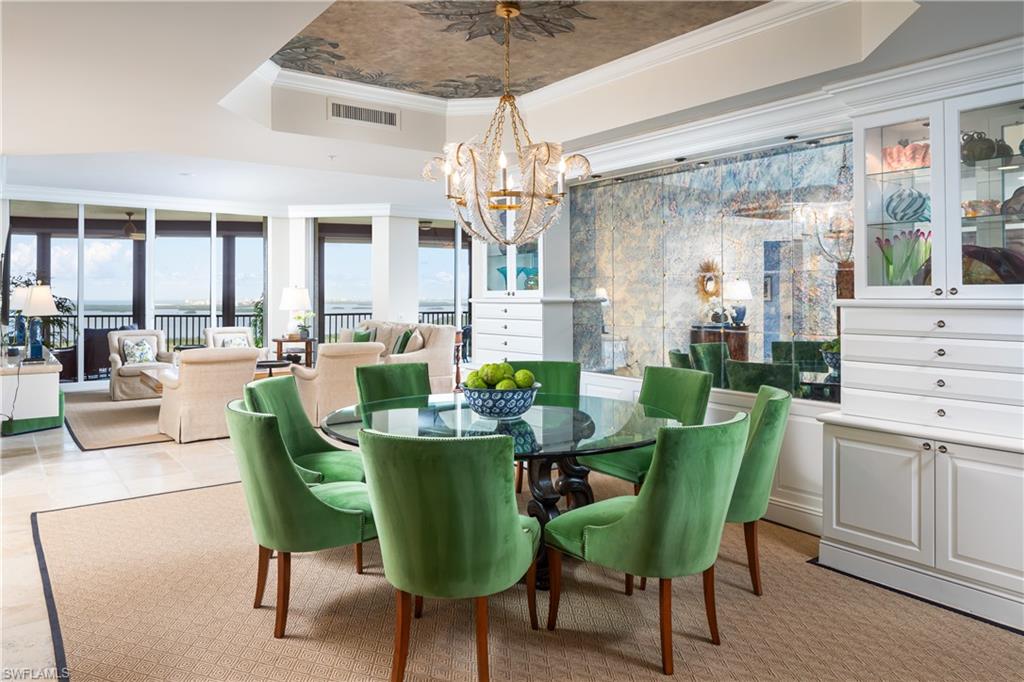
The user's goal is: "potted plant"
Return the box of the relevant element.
[293,310,313,340]
[820,337,841,384]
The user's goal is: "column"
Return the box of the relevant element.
[371,215,419,323]
[266,215,307,340]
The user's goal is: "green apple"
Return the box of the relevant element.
[513,369,535,388]
[465,370,481,385]
[499,362,515,379]
[495,378,518,390]
[465,376,487,389]
[480,364,504,387]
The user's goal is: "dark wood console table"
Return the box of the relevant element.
[690,325,749,361]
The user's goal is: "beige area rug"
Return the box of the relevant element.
[34,476,1023,681]
[64,391,172,451]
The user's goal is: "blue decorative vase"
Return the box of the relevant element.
[885,186,930,222]
[28,318,43,359]
[460,382,541,421]
[732,305,747,327]
[821,350,841,384]
[14,314,26,345]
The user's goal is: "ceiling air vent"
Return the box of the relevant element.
[328,98,400,129]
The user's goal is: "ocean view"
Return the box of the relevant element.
[74,300,465,315]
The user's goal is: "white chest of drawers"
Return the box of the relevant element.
[470,298,573,365]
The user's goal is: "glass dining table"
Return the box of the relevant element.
[321,392,680,586]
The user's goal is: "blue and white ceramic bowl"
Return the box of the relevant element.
[460,383,541,420]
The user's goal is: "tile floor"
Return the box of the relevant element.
[2,424,243,678]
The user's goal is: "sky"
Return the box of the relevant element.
[11,235,469,309]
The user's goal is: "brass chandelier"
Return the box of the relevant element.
[424,1,590,246]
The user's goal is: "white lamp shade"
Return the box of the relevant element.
[279,286,311,311]
[22,285,61,317]
[723,279,753,301]
[9,287,29,310]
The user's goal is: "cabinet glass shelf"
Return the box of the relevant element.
[865,165,932,180]
[960,154,1023,174]
[960,214,1024,228]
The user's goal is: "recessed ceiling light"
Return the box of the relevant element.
[806,140,821,146]
[784,135,799,141]
[674,156,687,163]
[591,174,603,179]
[614,177,624,183]
[179,172,193,177]
[697,161,710,168]
[327,154,337,161]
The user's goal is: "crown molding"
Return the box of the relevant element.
[253,59,281,85]
[274,66,449,115]
[287,202,450,220]
[823,36,1024,114]
[577,37,1024,176]
[3,184,287,217]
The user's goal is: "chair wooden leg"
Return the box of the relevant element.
[254,545,271,608]
[633,484,647,592]
[474,597,489,682]
[515,461,524,493]
[525,560,538,630]
[546,548,562,631]
[273,552,291,638]
[355,542,364,575]
[703,565,720,645]
[414,595,423,619]
[391,590,412,682]
[625,574,634,596]
[640,577,647,591]
[633,483,641,495]
[659,578,673,675]
[744,520,762,596]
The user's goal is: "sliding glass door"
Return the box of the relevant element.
[214,214,266,345]
[154,210,212,348]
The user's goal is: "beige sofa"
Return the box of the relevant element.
[107,329,175,401]
[291,342,386,423]
[204,326,269,359]
[157,347,260,442]
[336,321,456,393]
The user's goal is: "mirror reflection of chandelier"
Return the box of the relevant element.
[795,202,854,265]
[423,1,590,246]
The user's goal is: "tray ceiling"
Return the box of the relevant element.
[271,1,764,99]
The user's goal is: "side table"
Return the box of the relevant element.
[272,337,316,368]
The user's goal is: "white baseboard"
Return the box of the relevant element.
[818,540,1024,630]
[766,499,822,536]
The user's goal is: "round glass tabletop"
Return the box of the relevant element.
[321,393,680,460]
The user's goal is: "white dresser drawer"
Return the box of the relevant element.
[474,332,544,356]
[473,302,543,321]
[843,334,1024,373]
[473,348,543,365]
[842,387,1024,439]
[843,361,1024,406]
[842,307,1024,342]
[473,318,544,337]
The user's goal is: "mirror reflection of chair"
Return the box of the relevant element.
[725,359,799,394]
[690,342,731,389]
[771,340,828,373]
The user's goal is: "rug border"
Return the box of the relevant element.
[30,481,242,681]
[62,392,173,452]
[807,557,1023,636]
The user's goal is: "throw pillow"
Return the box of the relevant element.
[352,329,376,343]
[123,338,156,365]
[220,335,251,348]
[405,329,425,353]
[392,329,414,354]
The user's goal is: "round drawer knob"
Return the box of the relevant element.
[922,442,931,450]
[502,308,508,313]
[936,320,946,328]
[933,288,944,296]
[949,287,958,295]
[502,324,507,330]
[502,341,508,346]
[936,348,946,356]
[937,445,948,453]
[936,379,946,387]
[936,409,946,417]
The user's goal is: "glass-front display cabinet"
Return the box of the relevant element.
[944,85,1024,300]
[480,239,542,297]
[855,102,945,298]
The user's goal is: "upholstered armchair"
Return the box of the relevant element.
[204,326,269,359]
[158,347,259,442]
[290,342,385,423]
[107,329,175,401]
[337,321,457,394]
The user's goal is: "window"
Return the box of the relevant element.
[154,210,212,347]
[316,218,372,341]
[418,221,471,328]
[215,214,266,345]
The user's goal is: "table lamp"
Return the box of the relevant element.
[22,284,60,359]
[279,286,312,338]
[723,279,753,327]
[9,287,29,345]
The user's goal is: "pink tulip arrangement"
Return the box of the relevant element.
[876,229,932,285]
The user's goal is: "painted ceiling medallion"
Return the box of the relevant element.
[271,1,765,98]
[424,1,590,246]
[410,0,595,43]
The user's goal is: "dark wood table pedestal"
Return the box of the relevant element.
[525,456,593,589]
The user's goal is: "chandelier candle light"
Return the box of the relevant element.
[424,1,591,246]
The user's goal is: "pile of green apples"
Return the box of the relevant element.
[464,362,536,391]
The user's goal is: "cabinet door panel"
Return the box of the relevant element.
[936,443,1024,594]
[824,426,934,565]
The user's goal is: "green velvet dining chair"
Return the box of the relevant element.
[225,400,377,638]
[727,385,792,596]
[724,359,799,394]
[244,376,365,484]
[358,429,540,682]
[667,349,692,369]
[355,362,431,404]
[771,340,828,373]
[545,412,749,675]
[504,360,582,493]
[690,342,730,388]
